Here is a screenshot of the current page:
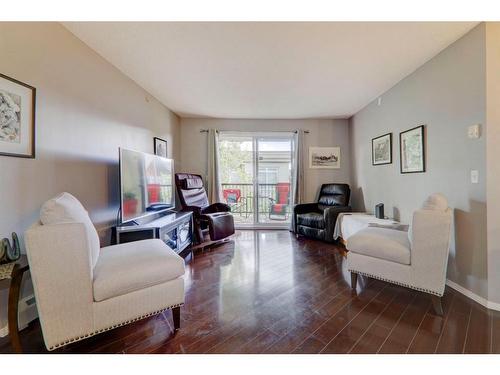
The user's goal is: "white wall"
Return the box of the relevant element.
[0,23,180,332]
[349,24,487,298]
[179,118,351,203]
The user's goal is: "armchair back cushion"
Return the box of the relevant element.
[175,173,209,209]
[318,183,350,209]
[40,192,100,268]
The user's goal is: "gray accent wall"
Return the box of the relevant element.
[349,24,487,298]
[0,23,180,333]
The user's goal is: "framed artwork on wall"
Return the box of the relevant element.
[153,137,167,158]
[0,73,36,158]
[372,133,392,165]
[399,125,425,173]
[309,146,340,169]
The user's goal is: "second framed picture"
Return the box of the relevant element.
[400,125,425,174]
[372,133,392,165]
[153,137,167,158]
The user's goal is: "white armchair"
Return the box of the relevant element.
[346,194,452,315]
[25,193,185,351]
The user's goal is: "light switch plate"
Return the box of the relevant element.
[471,170,479,184]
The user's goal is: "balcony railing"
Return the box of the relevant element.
[221,183,291,221]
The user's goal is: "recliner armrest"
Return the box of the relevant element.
[203,203,232,213]
[293,203,320,215]
[323,206,352,242]
[323,205,352,217]
[323,205,352,224]
[182,205,202,216]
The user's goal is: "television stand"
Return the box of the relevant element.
[115,211,193,259]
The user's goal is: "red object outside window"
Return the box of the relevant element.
[270,183,290,216]
[148,184,161,203]
[223,189,242,203]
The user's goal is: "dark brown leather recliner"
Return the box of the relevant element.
[293,183,351,242]
[175,173,235,244]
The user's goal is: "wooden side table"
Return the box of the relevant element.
[0,255,29,353]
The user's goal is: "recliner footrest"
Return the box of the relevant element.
[203,212,235,241]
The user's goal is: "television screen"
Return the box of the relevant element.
[119,148,174,223]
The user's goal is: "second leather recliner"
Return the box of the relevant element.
[293,183,351,242]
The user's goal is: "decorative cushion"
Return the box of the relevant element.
[40,192,100,268]
[421,193,448,211]
[93,239,185,302]
[347,227,411,265]
[297,212,325,229]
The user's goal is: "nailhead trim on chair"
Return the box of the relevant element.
[48,303,184,351]
[348,269,444,297]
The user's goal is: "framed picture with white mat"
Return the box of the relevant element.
[0,73,36,159]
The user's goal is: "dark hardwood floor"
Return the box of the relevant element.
[1,230,499,354]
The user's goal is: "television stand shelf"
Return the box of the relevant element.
[115,211,193,258]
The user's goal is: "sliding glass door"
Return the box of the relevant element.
[256,136,293,225]
[219,132,295,228]
[218,134,255,225]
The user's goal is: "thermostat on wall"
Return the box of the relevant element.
[467,124,481,139]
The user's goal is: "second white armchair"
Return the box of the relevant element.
[346,193,452,315]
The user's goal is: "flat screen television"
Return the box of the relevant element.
[119,148,175,224]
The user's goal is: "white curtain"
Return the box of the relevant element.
[291,129,305,230]
[207,129,222,203]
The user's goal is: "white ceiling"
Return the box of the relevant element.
[63,22,478,119]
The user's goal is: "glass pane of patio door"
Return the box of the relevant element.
[256,136,293,225]
[218,134,255,225]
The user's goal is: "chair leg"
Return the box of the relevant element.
[8,266,24,353]
[350,272,358,290]
[172,306,181,331]
[194,222,204,244]
[431,295,444,316]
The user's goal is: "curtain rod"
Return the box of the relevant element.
[199,129,309,134]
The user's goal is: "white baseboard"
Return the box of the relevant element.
[0,294,38,338]
[446,279,500,311]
